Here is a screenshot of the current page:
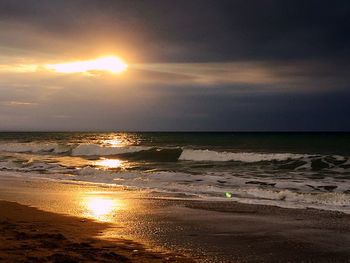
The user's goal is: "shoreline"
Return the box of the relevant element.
[1,170,349,215]
[1,175,350,262]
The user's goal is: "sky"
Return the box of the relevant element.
[0,0,349,131]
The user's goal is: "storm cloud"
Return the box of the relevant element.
[0,0,349,131]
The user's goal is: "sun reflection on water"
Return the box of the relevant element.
[82,196,121,222]
[95,158,123,169]
[100,133,140,147]
[104,138,123,147]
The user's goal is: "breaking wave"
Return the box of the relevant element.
[71,144,151,156]
[0,142,309,162]
[179,149,307,162]
[0,143,349,168]
[0,142,71,154]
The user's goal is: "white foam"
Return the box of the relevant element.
[179,149,307,162]
[0,142,152,157]
[230,188,350,213]
[0,142,70,154]
[71,144,150,156]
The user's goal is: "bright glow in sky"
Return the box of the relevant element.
[46,56,128,74]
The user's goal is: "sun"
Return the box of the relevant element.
[46,56,128,74]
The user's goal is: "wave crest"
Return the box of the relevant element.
[179,149,306,162]
[0,142,70,154]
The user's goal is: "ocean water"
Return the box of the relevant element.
[0,132,350,213]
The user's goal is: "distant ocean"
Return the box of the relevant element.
[0,132,350,213]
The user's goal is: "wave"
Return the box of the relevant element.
[73,146,300,163]
[1,143,349,169]
[73,146,310,163]
[0,142,71,154]
[71,144,151,156]
[120,148,182,162]
[231,188,350,213]
[179,149,307,162]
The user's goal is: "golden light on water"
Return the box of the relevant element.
[101,133,139,147]
[95,158,123,169]
[83,196,121,222]
[46,56,128,74]
[104,138,123,147]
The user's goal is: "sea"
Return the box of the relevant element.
[0,132,350,213]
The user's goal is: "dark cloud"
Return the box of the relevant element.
[1,0,349,62]
[0,0,349,131]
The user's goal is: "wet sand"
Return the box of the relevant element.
[0,201,192,263]
[0,175,350,262]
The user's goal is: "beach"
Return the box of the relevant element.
[1,0,349,260]
[0,201,192,263]
[1,175,350,262]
